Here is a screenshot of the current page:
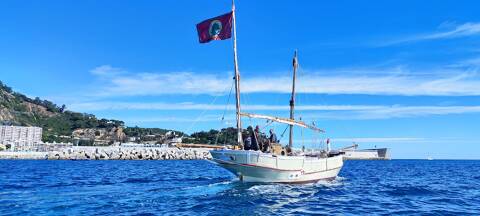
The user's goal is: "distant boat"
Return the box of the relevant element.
[427,156,433,160]
[207,1,343,183]
[337,143,390,160]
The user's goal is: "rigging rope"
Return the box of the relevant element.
[279,125,289,142]
[185,78,234,138]
[221,80,235,121]
[214,79,235,146]
[185,95,220,135]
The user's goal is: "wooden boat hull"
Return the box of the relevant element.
[210,149,343,183]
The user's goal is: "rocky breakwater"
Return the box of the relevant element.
[46,147,212,160]
[0,151,48,159]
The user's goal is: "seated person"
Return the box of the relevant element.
[262,142,270,153]
[251,134,259,151]
[244,135,252,150]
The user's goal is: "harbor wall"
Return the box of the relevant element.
[0,151,48,160]
[0,147,212,160]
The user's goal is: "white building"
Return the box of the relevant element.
[0,126,42,151]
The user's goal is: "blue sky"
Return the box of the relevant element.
[1,0,480,159]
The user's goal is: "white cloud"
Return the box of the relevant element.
[454,57,480,68]
[121,115,222,123]
[68,102,480,120]
[381,22,480,45]
[290,137,425,149]
[244,71,480,96]
[68,102,384,112]
[88,66,480,96]
[94,72,231,96]
[331,137,426,143]
[421,22,480,40]
[329,137,479,146]
[90,65,125,76]
[300,105,480,120]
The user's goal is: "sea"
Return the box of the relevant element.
[0,159,479,215]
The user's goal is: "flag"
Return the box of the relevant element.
[196,12,233,43]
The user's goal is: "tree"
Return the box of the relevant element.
[0,81,12,93]
[34,97,42,105]
[59,104,66,113]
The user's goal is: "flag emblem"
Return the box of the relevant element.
[209,20,223,39]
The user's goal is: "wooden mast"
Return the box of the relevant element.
[232,0,243,147]
[289,50,298,149]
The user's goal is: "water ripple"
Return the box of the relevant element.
[0,160,479,215]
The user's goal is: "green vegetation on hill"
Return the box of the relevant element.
[0,81,177,143]
[183,128,235,145]
[184,126,269,145]
[0,80,255,145]
[39,112,126,143]
[124,126,183,137]
[123,126,184,143]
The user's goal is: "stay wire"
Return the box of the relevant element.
[215,79,235,146]
[185,78,233,137]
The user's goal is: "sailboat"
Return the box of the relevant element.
[203,1,344,183]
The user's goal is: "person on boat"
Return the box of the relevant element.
[250,134,259,151]
[252,125,261,151]
[262,142,270,153]
[244,132,252,150]
[254,125,261,137]
[259,128,274,153]
[269,129,278,144]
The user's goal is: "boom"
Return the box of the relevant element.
[239,112,325,133]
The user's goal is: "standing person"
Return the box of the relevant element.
[269,129,277,144]
[252,125,261,151]
[254,125,261,138]
[249,126,259,151]
[263,128,277,153]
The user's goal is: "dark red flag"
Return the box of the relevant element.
[196,12,233,43]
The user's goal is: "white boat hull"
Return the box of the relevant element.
[210,149,343,183]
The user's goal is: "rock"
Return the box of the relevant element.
[41,147,211,160]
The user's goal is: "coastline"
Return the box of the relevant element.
[0,146,212,160]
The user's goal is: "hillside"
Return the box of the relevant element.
[184,127,269,145]
[0,81,183,143]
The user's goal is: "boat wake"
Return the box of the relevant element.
[179,179,239,197]
[314,176,346,188]
[245,176,346,196]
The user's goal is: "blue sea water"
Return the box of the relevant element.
[0,160,479,215]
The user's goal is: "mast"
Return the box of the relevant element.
[232,0,243,147]
[289,50,298,149]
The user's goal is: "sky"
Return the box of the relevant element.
[1,0,480,159]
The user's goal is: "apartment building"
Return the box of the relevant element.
[0,126,43,151]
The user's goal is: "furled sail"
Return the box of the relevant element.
[239,112,325,133]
